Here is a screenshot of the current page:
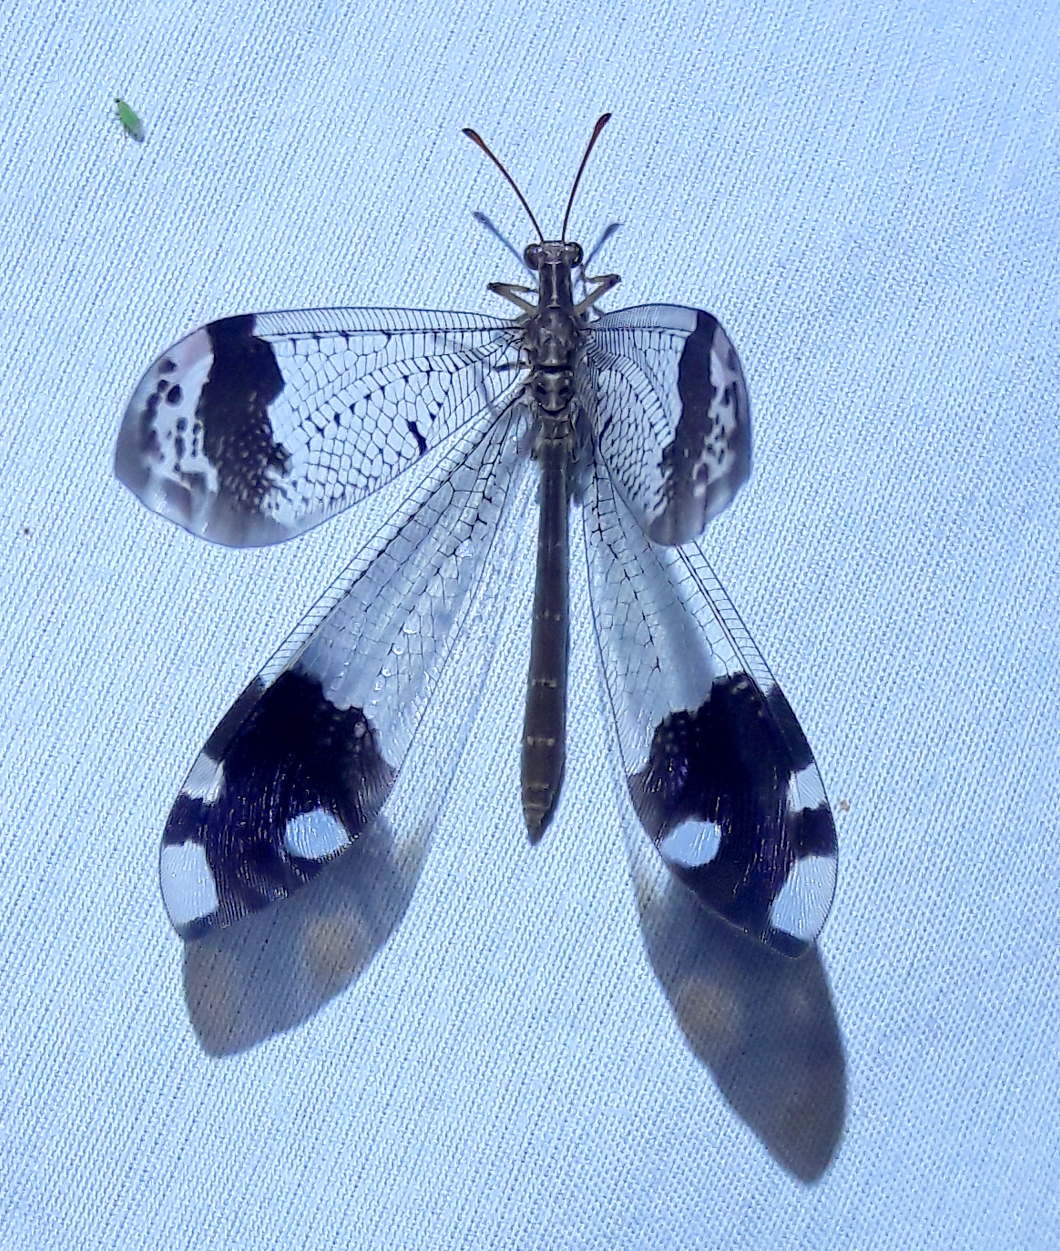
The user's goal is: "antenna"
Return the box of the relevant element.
[560,113,612,242]
[462,126,545,243]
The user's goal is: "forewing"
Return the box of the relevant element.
[116,308,524,547]
[584,461,836,956]
[585,304,750,546]
[160,400,532,939]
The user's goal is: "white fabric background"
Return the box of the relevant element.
[1,0,1057,1246]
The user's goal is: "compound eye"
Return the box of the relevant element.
[524,243,543,269]
[568,243,583,266]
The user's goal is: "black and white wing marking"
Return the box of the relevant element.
[584,308,836,956]
[585,304,751,546]
[115,308,523,547]
[159,401,531,939]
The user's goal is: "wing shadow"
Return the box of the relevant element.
[627,831,846,1182]
[180,815,428,1056]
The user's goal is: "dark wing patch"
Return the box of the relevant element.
[160,672,394,940]
[586,304,750,546]
[197,315,290,509]
[629,674,837,956]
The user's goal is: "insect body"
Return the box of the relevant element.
[114,97,144,142]
[500,233,619,835]
[116,117,837,957]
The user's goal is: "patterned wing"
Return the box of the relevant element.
[584,459,837,956]
[116,308,524,547]
[160,400,533,939]
[584,304,750,546]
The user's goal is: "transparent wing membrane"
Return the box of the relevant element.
[117,309,523,547]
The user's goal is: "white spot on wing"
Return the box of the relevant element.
[160,841,220,927]
[786,763,827,814]
[182,754,224,805]
[284,809,349,860]
[769,853,838,942]
[659,819,722,869]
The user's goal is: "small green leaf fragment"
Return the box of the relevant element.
[114,97,145,143]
